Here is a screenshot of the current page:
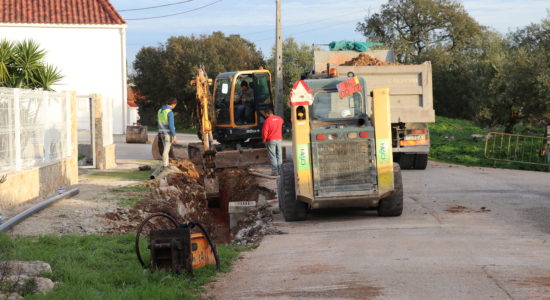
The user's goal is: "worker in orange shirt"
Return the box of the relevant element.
[262,109,284,176]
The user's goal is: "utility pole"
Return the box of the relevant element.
[275,0,283,117]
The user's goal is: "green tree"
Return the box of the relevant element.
[132,32,265,127]
[356,0,482,63]
[429,29,506,121]
[267,37,315,120]
[485,15,550,132]
[0,39,63,91]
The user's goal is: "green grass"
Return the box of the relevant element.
[87,170,152,181]
[0,234,247,300]
[109,185,151,207]
[430,116,548,171]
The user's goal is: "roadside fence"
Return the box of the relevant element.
[0,88,72,173]
[485,132,550,166]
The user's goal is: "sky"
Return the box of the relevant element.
[109,0,550,70]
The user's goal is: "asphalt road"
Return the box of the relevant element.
[205,161,550,300]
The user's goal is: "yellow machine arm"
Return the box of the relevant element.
[190,66,219,200]
[192,67,214,152]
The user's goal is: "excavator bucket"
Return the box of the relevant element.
[204,176,220,201]
[187,143,270,168]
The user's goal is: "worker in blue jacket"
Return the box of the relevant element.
[157,97,178,167]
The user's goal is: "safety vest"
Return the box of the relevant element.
[158,107,172,133]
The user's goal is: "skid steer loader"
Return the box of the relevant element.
[278,75,403,221]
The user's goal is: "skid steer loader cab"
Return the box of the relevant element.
[212,70,274,145]
[278,77,404,221]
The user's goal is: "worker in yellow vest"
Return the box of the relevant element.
[157,97,178,167]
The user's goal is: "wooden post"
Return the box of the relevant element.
[275,0,284,117]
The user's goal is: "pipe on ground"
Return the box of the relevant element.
[0,188,80,232]
[150,165,163,180]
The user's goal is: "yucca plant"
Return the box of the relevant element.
[0,39,62,90]
[13,40,46,88]
[0,39,15,86]
[35,64,64,91]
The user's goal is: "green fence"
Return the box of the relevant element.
[485,132,550,166]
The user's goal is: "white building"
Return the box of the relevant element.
[0,0,129,134]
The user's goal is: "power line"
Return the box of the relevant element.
[240,9,367,37]
[119,0,195,12]
[125,0,222,21]
[253,18,363,43]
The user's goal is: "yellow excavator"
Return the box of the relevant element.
[187,66,275,202]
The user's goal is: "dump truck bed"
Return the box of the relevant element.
[314,50,435,124]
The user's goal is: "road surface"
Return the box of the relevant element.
[205,161,550,299]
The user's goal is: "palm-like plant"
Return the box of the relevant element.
[35,64,64,91]
[13,40,46,88]
[0,39,62,90]
[0,40,15,86]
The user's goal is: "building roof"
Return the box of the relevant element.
[0,0,125,25]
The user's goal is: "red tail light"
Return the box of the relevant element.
[316,134,326,141]
[359,131,369,138]
[411,129,427,135]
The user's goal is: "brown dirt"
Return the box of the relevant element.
[445,205,491,214]
[341,53,401,66]
[103,161,279,244]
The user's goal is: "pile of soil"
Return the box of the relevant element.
[341,53,401,66]
[102,160,279,244]
[103,161,217,237]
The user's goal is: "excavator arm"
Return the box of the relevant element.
[190,66,219,200]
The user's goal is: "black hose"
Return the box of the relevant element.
[188,222,221,270]
[135,213,179,269]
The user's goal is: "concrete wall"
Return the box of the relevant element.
[0,23,128,134]
[0,93,78,211]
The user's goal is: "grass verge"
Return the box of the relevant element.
[109,184,151,207]
[87,170,152,181]
[0,234,247,299]
[430,116,548,171]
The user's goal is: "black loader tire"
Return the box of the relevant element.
[398,153,414,169]
[414,154,428,170]
[377,163,404,217]
[277,162,307,221]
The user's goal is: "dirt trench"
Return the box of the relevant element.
[103,159,279,244]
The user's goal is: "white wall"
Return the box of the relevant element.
[0,24,127,134]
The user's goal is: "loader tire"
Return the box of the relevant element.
[377,163,403,217]
[398,153,414,169]
[277,162,307,221]
[413,154,428,170]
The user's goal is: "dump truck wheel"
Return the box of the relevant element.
[414,154,428,170]
[398,153,414,169]
[377,164,403,217]
[278,162,307,221]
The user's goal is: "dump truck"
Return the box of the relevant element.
[313,50,435,169]
[277,76,403,221]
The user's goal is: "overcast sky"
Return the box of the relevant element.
[110,0,549,68]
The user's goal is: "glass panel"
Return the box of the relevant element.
[311,91,364,121]
[235,75,254,125]
[214,78,231,125]
[254,73,273,123]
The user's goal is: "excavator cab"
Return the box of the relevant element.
[212,69,274,146]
